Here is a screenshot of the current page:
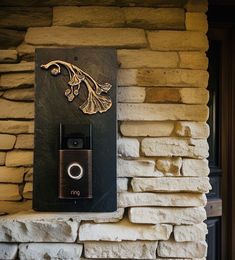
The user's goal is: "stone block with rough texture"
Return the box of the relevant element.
[79,219,172,241]
[132,177,211,193]
[6,150,33,166]
[53,6,124,27]
[118,87,145,103]
[0,28,25,49]
[24,168,33,182]
[0,152,6,165]
[118,192,207,208]
[118,50,178,68]
[117,158,155,177]
[182,159,209,176]
[117,178,128,192]
[179,51,208,70]
[0,120,34,134]
[15,134,34,149]
[129,207,206,225]
[0,184,21,201]
[124,7,185,29]
[118,104,209,122]
[0,62,34,73]
[137,69,209,87]
[3,88,34,101]
[23,182,32,199]
[117,138,139,158]
[156,157,182,176]
[175,121,209,138]
[0,73,34,89]
[0,166,25,183]
[120,121,174,137]
[174,223,208,242]
[141,138,209,158]
[0,99,34,119]
[180,88,209,104]
[0,215,78,242]
[186,12,208,33]
[0,243,18,260]
[0,201,32,214]
[0,134,16,150]
[25,27,147,48]
[145,88,181,103]
[19,243,83,260]
[84,241,158,259]
[0,50,17,63]
[0,7,52,29]
[158,240,207,258]
[185,0,208,12]
[148,31,208,51]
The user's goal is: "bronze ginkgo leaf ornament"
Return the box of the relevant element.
[40,60,112,115]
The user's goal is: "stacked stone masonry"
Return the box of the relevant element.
[0,0,210,259]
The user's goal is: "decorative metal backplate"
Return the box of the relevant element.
[41,60,112,115]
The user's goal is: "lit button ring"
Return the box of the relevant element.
[67,163,83,180]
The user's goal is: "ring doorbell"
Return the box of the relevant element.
[59,124,92,199]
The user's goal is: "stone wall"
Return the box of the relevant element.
[0,0,210,259]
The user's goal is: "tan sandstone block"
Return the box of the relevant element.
[117,138,139,158]
[158,240,207,258]
[0,167,25,183]
[3,88,34,101]
[120,121,174,137]
[23,182,32,199]
[145,88,181,103]
[53,6,124,27]
[19,243,83,260]
[15,134,34,149]
[118,50,178,68]
[185,0,208,12]
[129,207,207,225]
[175,121,209,138]
[186,12,208,32]
[182,158,209,176]
[0,184,21,201]
[118,87,145,103]
[180,88,209,104]
[156,157,182,176]
[117,158,155,177]
[0,99,34,119]
[24,168,33,182]
[0,62,34,73]
[137,69,209,87]
[84,241,158,259]
[0,120,34,134]
[0,73,34,89]
[179,51,208,70]
[118,192,207,208]
[79,219,172,241]
[148,31,208,51]
[131,177,211,193]
[0,200,32,214]
[141,138,209,158]
[0,134,16,150]
[174,223,208,242]
[124,7,185,29]
[0,152,6,165]
[6,150,33,167]
[118,104,209,121]
[0,50,17,63]
[25,27,147,48]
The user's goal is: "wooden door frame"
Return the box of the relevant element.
[207,26,235,260]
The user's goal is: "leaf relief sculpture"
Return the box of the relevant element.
[41,60,112,115]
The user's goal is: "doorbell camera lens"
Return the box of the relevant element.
[67,138,84,149]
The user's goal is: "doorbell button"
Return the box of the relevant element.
[67,162,83,180]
